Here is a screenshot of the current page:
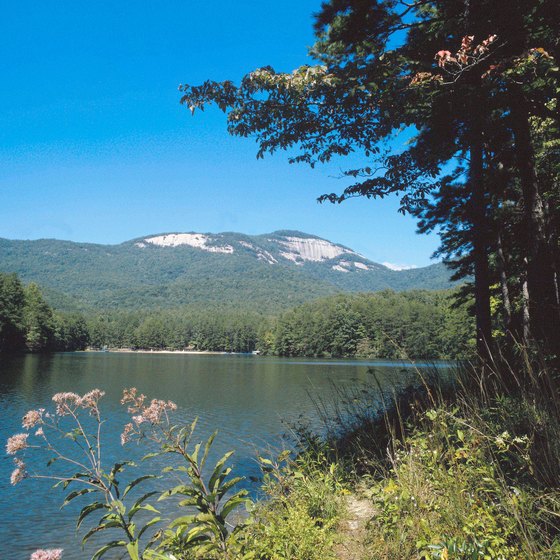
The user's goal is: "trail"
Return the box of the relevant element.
[336,493,375,560]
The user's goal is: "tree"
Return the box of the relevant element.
[23,283,55,352]
[179,0,560,362]
[0,273,26,352]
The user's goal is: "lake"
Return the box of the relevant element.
[0,352,442,559]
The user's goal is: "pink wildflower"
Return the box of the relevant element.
[121,387,146,412]
[142,399,177,424]
[30,549,63,560]
[52,392,81,415]
[35,427,44,437]
[121,422,134,445]
[6,433,29,454]
[22,409,44,429]
[10,458,27,485]
[80,389,105,409]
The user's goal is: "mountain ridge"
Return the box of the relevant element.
[0,230,455,313]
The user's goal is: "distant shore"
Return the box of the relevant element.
[84,348,254,355]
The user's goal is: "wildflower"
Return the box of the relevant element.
[22,409,44,429]
[52,392,81,415]
[35,427,44,437]
[121,422,134,445]
[121,387,146,412]
[30,549,63,560]
[10,458,27,485]
[142,399,177,424]
[80,389,105,409]
[6,433,29,454]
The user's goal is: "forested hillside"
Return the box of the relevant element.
[0,231,455,312]
[0,273,89,353]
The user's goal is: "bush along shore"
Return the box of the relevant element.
[6,348,560,559]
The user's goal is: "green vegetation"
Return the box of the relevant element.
[0,272,89,353]
[1,272,473,358]
[87,308,266,353]
[9,356,560,559]
[273,291,473,359]
[84,290,473,359]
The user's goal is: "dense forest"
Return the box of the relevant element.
[87,290,474,359]
[273,291,473,359]
[0,273,89,353]
[84,290,474,359]
[0,272,472,359]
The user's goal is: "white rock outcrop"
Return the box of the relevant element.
[143,234,234,254]
[276,236,356,262]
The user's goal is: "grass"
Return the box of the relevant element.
[246,349,560,559]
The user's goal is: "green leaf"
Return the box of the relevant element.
[126,541,140,560]
[91,540,127,560]
[137,516,161,540]
[82,521,123,545]
[169,514,197,528]
[220,491,249,520]
[122,474,158,498]
[77,502,110,529]
[63,487,97,506]
[209,451,234,492]
[129,492,159,519]
[200,432,217,469]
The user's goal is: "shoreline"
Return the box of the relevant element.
[83,348,252,355]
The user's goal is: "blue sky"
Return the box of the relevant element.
[0,0,440,268]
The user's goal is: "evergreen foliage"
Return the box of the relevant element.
[84,290,473,360]
[0,272,89,353]
[272,290,474,359]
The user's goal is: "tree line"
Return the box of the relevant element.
[180,0,560,365]
[1,272,472,359]
[87,290,472,360]
[0,273,89,353]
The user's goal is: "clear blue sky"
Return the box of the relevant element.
[0,0,439,268]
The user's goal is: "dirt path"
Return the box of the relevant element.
[336,493,375,559]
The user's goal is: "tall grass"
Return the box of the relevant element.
[289,349,560,558]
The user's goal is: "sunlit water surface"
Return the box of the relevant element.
[0,352,448,559]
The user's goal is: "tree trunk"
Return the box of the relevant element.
[496,232,512,331]
[510,95,560,359]
[522,268,531,343]
[469,101,492,361]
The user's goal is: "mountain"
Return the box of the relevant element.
[0,230,456,313]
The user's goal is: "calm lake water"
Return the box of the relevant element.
[0,352,444,559]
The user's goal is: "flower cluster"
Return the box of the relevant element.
[10,458,27,485]
[30,549,63,560]
[6,433,28,455]
[120,387,177,444]
[22,408,44,429]
[52,390,105,416]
